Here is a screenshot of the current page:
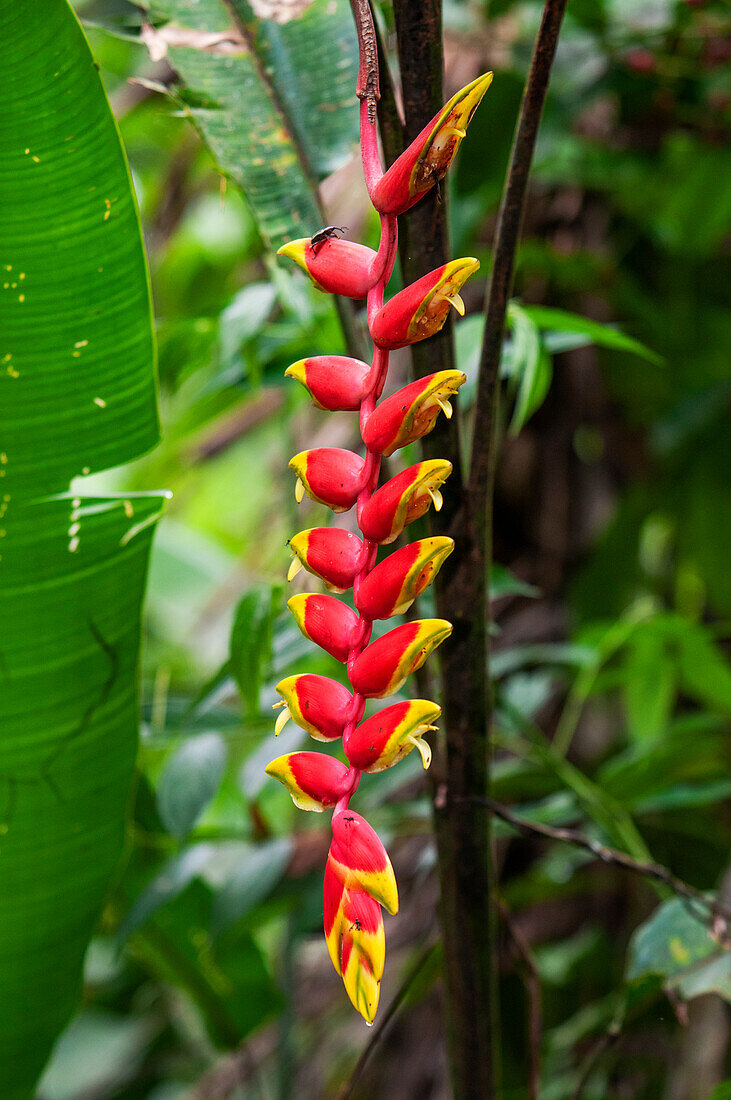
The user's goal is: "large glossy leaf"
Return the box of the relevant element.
[138,0,359,249]
[0,2,161,1094]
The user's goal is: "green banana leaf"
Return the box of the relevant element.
[0,2,161,1094]
[138,0,359,249]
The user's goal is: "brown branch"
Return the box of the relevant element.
[391,3,497,1096]
[468,0,568,537]
[471,795,731,937]
[499,899,542,1100]
[337,941,440,1100]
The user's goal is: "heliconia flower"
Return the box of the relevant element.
[323,859,385,1022]
[329,809,399,915]
[348,619,453,698]
[354,537,454,619]
[273,673,352,741]
[358,460,453,544]
[285,356,373,412]
[344,699,441,772]
[288,528,365,592]
[363,370,466,456]
[265,751,352,811]
[370,258,480,350]
[289,448,365,512]
[371,73,493,215]
[277,238,378,299]
[287,593,363,663]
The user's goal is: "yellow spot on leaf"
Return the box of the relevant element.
[669,937,690,965]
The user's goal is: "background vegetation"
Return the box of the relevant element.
[9,0,730,1096]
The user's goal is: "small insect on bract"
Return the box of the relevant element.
[310,225,348,254]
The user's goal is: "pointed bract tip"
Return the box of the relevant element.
[277,239,309,272]
[285,359,307,383]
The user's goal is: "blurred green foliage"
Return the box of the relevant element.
[36,0,731,1097]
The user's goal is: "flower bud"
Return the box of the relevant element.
[344,699,441,772]
[348,619,453,698]
[277,238,377,299]
[324,860,385,1023]
[354,537,454,619]
[287,593,363,663]
[289,448,365,512]
[285,356,372,411]
[273,673,352,741]
[358,460,453,544]
[265,751,351,810]
[372,73,493,215]
[362,371,466,456]
[288,528,365,592]
[370,258,480,350]
[330,809,399,915]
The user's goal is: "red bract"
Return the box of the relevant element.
[354,537,454,619]
[343,699,441,772]
[274,674,353,741]
[287,527,365,591]
[289,448,365,512]
[371,73,493,215]
[358,460,453,544]
[277,237,378,298]
[266,27,490,1022]
[286,356,373,411]
[370,258,480,349]
[265,752,351,810]
[349,619,452,698]
[362,371,466,456]
[287,593,363,663]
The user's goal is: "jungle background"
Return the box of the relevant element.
[29,0,731,1097]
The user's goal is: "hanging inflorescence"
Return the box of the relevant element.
[267,56,492,1022]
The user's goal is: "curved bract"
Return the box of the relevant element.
[271,60,491,1021]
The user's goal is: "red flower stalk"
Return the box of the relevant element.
[267,34,491,1021]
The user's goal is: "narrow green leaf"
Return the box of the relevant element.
[230,584,281,714]
[507,303,553,434]
[523,305,663,365]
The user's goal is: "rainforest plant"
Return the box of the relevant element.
[265,37,491,1020]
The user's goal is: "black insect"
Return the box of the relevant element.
[310,225,348,254]
[349,918,362,932]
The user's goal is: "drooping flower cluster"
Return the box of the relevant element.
[266,68,492,1022]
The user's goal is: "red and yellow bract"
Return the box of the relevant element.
[267,57,492,1022]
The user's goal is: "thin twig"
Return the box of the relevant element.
[337,941,440,1100]
[470,795,731,935]
[499,899,542,1100]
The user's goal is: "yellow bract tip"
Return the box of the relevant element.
[285,359,307,383]
[276,239,309,274]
